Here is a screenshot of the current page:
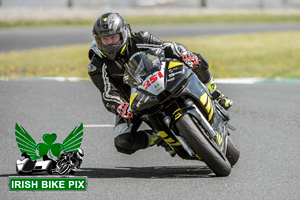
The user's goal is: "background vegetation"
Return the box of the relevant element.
[1,13,300,28]
[0,13,299,79]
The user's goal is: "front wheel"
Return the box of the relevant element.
[226,136,240,167]
[59,162,71,175]
[175,114,232,176]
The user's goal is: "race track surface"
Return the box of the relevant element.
[1,81,300,199]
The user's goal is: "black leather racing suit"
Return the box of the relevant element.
[88,31,212,154]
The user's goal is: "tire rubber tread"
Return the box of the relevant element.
[226,136,240,167]
[176,114,231,176]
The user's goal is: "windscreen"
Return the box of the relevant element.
[124,49,162,87]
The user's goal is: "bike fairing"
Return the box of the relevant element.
[123,49,239,176]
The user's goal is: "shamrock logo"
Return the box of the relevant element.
[15,123,83,160]
[36,133,63,158]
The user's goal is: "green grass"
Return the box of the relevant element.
[1,31,300,79]
[1,13,300,28]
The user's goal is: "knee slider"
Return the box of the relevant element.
[114,134,136,154]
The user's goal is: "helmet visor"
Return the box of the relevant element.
[94,34,123,53]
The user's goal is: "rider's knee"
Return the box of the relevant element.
[114,133,136,154]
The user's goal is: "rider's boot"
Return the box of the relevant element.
[205,78,233,110]
[153,137,176,157]
[161,142,176,157]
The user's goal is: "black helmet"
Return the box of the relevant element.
[92,13,130,60]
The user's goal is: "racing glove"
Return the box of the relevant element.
[181,51,200,69]
[116,102,132,119]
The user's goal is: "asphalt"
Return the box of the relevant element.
[1,22,300,199]
[1,81,300,199]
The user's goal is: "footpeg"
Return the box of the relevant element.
[228,124,236,131]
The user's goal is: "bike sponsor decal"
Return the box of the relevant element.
[139,70,165,95]
[169,65,183,73]
[167,77,175,82]
[168,71,183,78]
[142,71,164,90]
[168,62,183,78]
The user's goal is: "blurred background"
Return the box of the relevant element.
[1,0,300,9]
[0,0,299,79]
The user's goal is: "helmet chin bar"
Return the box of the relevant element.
[98,43,127,60]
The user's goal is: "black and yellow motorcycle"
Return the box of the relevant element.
[124,49,240,176]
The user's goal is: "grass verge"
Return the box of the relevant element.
[1,31,299,79]
[1,13,300,28]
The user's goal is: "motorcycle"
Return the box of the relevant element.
[52,148,84,175]
[123,49,240,176]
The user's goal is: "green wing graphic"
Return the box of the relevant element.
[15,123,40,160]
[61,123,83,153]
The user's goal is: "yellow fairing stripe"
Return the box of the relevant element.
[129,93,138,107]
[207,99,214,120]
[200,93,208,106]
[168,62,182,69]
[200,93,213,121]
[216,132,224,151]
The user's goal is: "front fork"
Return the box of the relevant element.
[184,99,218,142]
[163,98,227,158]
[162,114,195,157]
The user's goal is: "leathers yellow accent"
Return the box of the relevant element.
[157,131,181,146]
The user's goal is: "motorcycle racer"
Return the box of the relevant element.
[87,12,232,155]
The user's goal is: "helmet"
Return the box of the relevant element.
[92,13,130,60]
[76,148,84,159]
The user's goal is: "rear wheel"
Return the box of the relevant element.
[175,114,231,176]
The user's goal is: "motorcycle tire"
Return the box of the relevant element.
[175,114,231,176]
[226,136,240,167]
[59,163,71,175]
